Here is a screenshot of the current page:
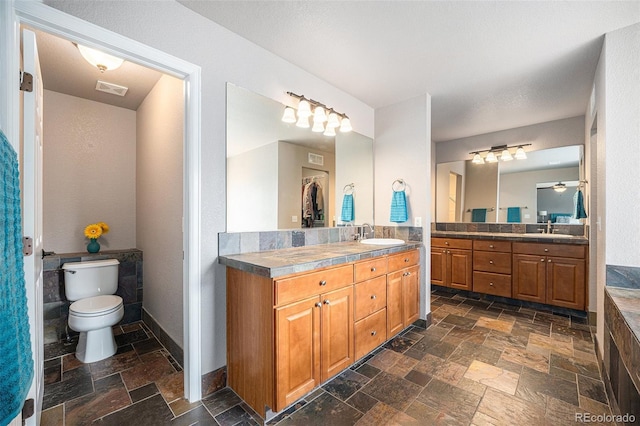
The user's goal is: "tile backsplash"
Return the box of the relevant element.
[432,222,586,236]
[219,226,423,256]
[43,249,143,344]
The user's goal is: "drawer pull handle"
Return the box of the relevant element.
[445,241,449,245]
[489,260,494,264]
[404,258,410,262]
[319,280,327,286]
[489,244,494,248]
[544,248,549,252]
[371,295,377,300]
[371,267,376,272]
[315,302,322,308]
[489,282,494,286]
[324,299,331,305]
[371,330,377,336]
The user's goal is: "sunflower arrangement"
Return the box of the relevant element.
[84,222,109,241]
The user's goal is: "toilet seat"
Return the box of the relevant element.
[70,295,123,317]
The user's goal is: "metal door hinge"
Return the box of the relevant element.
[20,71,33,92]
[23,236,33,256]
[22,398,34,423]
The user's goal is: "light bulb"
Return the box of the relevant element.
[485,152,498,163]
[472,153,484,164]
[339,117,352,132]
[282,107,296,123]
[501,149,513,161]
[313,106,327,123]
[297,99,312,118]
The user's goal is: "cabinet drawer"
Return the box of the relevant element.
[473,251,511,274]
[355,276,387,321]
[354,308,387,360]
[473,240,511,253]
[512,242,585,259]
[473,271,512,298]
[355,257,388,282]
[275,265,354,306]
[431,237,472,250]
[388,250,420,272]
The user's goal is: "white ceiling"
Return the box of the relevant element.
[31,28,162,110]
[177,0,640,141]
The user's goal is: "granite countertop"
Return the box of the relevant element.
[219,240,422,278]
[431,230,589,245]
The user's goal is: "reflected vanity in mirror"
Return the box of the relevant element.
[226,83,374,232]
[435,145,584,224]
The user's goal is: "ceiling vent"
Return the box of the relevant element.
[95,80,128,97]
[308,153,324,166]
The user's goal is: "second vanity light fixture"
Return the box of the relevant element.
[282,92,352,136]
[470,143,532,164]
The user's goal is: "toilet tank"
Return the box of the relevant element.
[62,259,120,301]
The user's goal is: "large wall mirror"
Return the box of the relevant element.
[226,83,374,232]
[435,145,584,224]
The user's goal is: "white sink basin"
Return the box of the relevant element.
[360,238,405,245]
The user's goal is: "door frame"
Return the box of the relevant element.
[8,1,203,402]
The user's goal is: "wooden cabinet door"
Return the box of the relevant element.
[386,270,404,337]
[430,248,446,286]
[546,257,586,310]
[275,296,321,409]
[403,265,420,326]
[512,254,546,303]
[320,286,354,382]
[448,249,472,290]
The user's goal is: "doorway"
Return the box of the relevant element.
[12,4,202,423]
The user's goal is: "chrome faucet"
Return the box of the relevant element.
[361,223,374,240]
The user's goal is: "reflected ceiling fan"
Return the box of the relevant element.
[538,181,568,193]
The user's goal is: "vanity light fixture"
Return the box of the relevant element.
[75,43,124,72]
[469,143,531,164]
[282,92,352,135]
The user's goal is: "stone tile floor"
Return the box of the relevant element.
[42,290,614,425]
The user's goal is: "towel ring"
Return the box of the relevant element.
[392,179,406,192]
[343,183,354,195]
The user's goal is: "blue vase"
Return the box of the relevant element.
[87,238,100,253]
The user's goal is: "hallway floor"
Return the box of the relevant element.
[42,290,613,425]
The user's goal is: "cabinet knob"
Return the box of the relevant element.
[323,299,331,305]
[442,249,446,253]
[371,294,377,300]
[541,258,545,262]
[544,248,549,252]
[371,330,377,336]
[445,241,449,245]
[548,259,551,263]
[447,250,451,254]
[371,267,376,272]
[489,260,494,264]
[404,258,410,262]
[315,302,322,308]
[489,244,494,249]
[489,282,494,286]
[319,280,327,286]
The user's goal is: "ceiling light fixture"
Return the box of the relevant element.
[553,182,567,193]
[282,92,352,135]
[75,43,124,72]
[469,144,531,164]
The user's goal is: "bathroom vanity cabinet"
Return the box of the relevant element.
[431,236,588,311]
[430,238,473,290]
[225,246,421,418]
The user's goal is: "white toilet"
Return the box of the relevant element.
[62,259,124,363]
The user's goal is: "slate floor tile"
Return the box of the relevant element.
[360,371,422,411]
[279,393,362,426]
[322,369,370,401]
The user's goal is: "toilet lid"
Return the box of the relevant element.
[70,295,123,317]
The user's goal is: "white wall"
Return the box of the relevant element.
[375,93,432,318]
[464,161,498,223]
[136,74,184,347]
[435,161,465,222]
[43,0,375,374]
[227,143,278,232]
[435,116,585,164]
[335,131,374,226]
[43,90,136,253]
[590,23,640,352]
